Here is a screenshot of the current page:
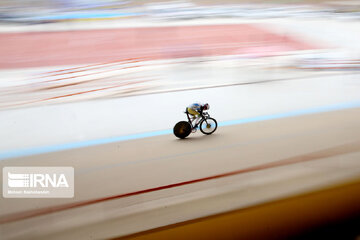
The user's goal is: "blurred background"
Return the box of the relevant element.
[0,0,360,240]
[0,0,359,110]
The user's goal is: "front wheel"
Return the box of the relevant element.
[199,117,217,135]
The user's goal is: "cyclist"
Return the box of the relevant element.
[187,102,210,122]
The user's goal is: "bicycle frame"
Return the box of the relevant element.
[184,109,209,129]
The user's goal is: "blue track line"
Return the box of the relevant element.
[1,101,360,161]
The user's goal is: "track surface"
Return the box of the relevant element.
[1,107,360,239]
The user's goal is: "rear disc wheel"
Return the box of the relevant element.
[173,121,192,139]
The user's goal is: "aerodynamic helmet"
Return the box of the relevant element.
[203,103,209,110]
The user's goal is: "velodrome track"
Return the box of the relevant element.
[1,17,360,239]
[1,106,360,239]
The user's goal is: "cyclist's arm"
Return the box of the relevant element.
[199,106,204,115]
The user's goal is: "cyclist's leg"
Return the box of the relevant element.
[187,108,199,120]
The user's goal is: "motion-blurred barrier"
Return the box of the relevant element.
[119,179,360,240]
[0,57,157,109]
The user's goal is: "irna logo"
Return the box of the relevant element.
[3,167,74,198]
[8,172,69,188]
